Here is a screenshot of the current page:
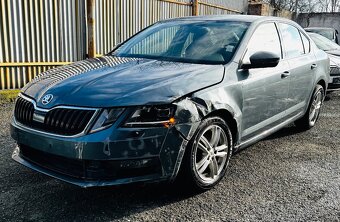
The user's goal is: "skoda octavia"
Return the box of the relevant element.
[11,15,329,190]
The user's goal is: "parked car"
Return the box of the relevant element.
[305,27,339,44]
[308,32,340,91]
[11,15,329,191]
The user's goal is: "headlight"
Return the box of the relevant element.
[124,106,176,128]
[90,108,125,133]
[330,65,340,75]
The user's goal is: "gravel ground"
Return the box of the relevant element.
[0,92,339,222]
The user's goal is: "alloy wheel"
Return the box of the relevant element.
[309,89,323,125]
[194,124,229,184]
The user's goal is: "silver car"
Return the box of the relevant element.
[11,15,329,191]
[308,32,340,91]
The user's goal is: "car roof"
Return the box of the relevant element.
[162,15,293,24]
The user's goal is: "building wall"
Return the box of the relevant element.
[248,1,293,19]
[199,0,248,13]
[297,12,340,33]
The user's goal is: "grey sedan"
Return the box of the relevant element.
[11,15,329,191]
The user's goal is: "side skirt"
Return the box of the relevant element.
[234,111,304,152]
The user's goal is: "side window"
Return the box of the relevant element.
[279,23,304,58]
[300,32,310,53]
[243,23,282,64]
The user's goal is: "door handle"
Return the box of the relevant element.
[281,71,290,79]
[311,64,318,69]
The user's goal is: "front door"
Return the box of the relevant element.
[240,22,290,141]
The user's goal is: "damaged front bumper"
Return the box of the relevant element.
[10,117,199,187]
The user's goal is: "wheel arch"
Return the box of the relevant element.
[317,79,327,92]
[203,109,239,147]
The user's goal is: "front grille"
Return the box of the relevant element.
[43,108,95,135]
[19,144,85,179]
[14,96,96,136]
[14,96,35,126]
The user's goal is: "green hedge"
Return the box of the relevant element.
[0,90,20,104]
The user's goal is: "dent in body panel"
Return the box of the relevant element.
[74,142,86,159]
[171,72,243,143]
[164,82,243,178]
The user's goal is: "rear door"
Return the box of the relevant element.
[240,22,290,141]
[278,23,315,118]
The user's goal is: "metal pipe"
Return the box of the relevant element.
[87,0,96,58]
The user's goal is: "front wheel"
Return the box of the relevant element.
[295,84,324,130]
[178,117,233,191]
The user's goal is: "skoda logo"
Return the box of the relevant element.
[41,94,53,105]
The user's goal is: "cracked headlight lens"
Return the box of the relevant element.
[90,108,125,133]
[124,106,176,128]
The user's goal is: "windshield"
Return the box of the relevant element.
[309,33,340,51]
[112,20,249,64]
[306,29,334,40]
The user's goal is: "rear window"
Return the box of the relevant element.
[279,23,304,59]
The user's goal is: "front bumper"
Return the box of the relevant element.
[10,119,191,187]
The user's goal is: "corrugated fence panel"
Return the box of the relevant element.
[0,0,86,90]
[199,0,246,13]
[95,0,192,55]
[1,0,244,90]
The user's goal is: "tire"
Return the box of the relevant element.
[295,84,324,130]
[177,116,233,191]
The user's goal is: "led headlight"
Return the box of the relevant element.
[330,65,340,75]
[124,106,176,128]
[90,108,125,133]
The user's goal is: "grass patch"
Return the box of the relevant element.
[0,89,20,104]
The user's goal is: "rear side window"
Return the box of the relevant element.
[300,32,310,53]
[279,23,304,58]
[243,23,282,64]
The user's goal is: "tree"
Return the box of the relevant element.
[263,0,340,12]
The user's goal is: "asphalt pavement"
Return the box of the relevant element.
[0,92,339,221]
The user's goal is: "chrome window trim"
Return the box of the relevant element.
[14,94,100,138]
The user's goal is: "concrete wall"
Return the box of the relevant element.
[297,13,340,33]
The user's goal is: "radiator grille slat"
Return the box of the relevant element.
[14,97,96,136]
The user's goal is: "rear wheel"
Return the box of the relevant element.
[178,117,233,191]
[295,84,324,130]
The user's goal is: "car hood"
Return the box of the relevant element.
[326,49,340,57]
[22,56,225,108]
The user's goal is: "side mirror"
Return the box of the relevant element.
[336,30,339,35]
[241,51,280,69]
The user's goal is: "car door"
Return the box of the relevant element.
[240,22,291,141]
[278,23,315,118]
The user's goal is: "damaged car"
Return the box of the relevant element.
[11,15,329,190]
